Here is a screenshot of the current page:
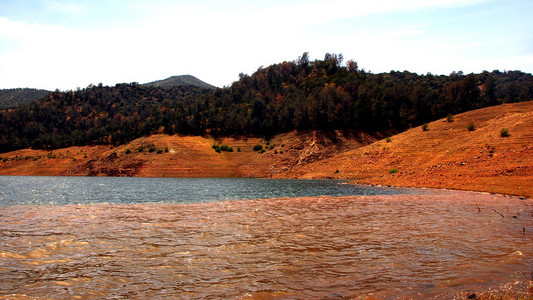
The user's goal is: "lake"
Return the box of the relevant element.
[0,176,414,206]
[0,176,532,299]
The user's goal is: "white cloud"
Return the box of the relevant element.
[0,0,528,90]
[0,17,82,89]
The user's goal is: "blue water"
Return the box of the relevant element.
[0,176,413,206]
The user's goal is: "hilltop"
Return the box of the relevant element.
[1,101,531,197]
[0,88,50,109]
[143,75,217,89]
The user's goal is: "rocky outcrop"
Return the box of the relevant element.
[61,152,145,177]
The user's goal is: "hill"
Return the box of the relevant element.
[143,75,217,89]
[0,83,215,152]
[286,101,533,197]
[0,88,50,109]
[1,53,532,153]
[1,101,532,197]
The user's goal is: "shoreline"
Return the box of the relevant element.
[351,179,532,199]
[0,173,531,201]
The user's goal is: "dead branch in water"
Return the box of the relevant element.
[492,208,505,218]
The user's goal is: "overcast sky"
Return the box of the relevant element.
[0,0,532,90]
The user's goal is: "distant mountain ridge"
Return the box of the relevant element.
[0,88,50,109]
[143,75,217,89]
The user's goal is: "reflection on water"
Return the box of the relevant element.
[1,191,532,299]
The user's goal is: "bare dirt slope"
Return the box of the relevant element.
[287,101,533,197]
[0,130,373,178]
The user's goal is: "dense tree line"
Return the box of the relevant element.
[1,53,532,152]
[0,83,212,151]
[209,53,532,136]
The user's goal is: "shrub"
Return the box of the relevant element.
[137,146,144,152]
[31,138,43,149]
[500,128,510,137]
[213,144,233,152]
[148,146,156,152]
[467,123,475,131]
[422,123,429,131]
[389,168,399,174]
[385,137,392,143]
[156,149,163,154]
[237,147,241,152]
[164,147,169,153]
[258,149,266,154]
[125,148,131,154]
[253,144,263,151]
[446,113,454,122]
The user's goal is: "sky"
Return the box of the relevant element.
[0,0,532,90]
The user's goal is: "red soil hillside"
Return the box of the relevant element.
[0,130,374,178]
[286,101,533,197]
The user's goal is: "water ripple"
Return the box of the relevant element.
[1,192,531,298]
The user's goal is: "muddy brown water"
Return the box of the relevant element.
[1,191,532,299]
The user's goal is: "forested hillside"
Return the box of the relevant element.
[1,53,532,153]
[209,53,532,135]
[0,88,50,109]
